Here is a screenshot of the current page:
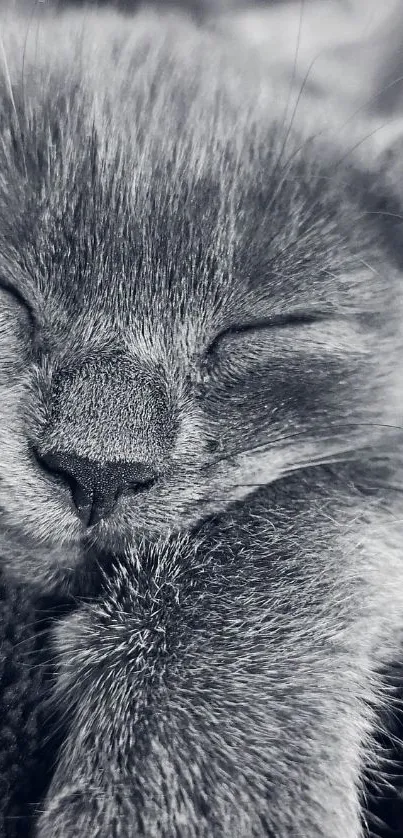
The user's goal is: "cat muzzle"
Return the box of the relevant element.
[32,449,158,527]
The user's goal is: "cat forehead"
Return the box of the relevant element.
[0,15,380,337]
[0,162,363,346]
[0,111,365,321]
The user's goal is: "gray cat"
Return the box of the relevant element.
[0,6,403,838]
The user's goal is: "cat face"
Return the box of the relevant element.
[0,12,401,587]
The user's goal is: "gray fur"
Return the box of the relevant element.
[0,7,402,837]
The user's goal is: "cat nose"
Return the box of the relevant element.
[35,450,158,527]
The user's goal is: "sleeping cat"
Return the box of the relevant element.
[1,5,403,837]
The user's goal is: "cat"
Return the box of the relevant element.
[1,4,403,837]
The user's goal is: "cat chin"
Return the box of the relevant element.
[0,534,81,593]
[0,486,239,592]
[0,500,194,592]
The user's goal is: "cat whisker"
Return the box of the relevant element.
[0,30,27,179]
[229,452,359,489]
[267,0,403,191]
[0,32,17,119]
[270,77,403,223]
[21,0,40,111]
[202,429,318,471]
[283,451,359,472]
[282,0,304,132]
[270,0,317,183]
[336,71,403,130]
[360,210,403,223]
[203,421,403,472]
[357,258,382,277]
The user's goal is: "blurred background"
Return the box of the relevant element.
[3,0,403,115]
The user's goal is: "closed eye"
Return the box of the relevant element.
[206,310,331,355]
[0,280,37,328]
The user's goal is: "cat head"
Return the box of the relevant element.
[0,11,402,588]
